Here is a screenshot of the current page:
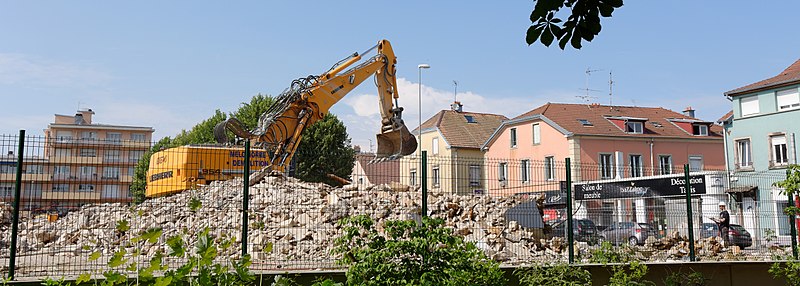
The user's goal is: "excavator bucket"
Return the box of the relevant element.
[376,126,418,157]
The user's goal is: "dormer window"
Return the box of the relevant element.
[625,121,643,134]
[692,124,709,136]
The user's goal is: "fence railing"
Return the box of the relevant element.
[1,132,798,279]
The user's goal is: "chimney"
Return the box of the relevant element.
[683,106,695,118]
[450,101,463,112]
[77,108,95,124]
[74,113,85,125]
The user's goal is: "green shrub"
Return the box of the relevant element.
[333,215,506,285]
[769,259,800,286]
[515,263,591,286]
[664,270,706,286]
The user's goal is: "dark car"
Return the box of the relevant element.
[638,223,660,239]
[599,221,649,246]
[547,219,600,244]
[700,223,753,249]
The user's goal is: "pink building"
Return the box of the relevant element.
[482,103,725,196]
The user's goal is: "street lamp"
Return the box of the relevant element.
[417,63,430,158]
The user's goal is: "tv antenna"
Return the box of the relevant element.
[608,71,615,107]
[578,67,603,103]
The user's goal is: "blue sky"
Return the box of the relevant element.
[2,1,799,150]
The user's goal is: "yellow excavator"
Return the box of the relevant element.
[145,39,417,197]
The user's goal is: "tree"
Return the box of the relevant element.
[527,0,623,49]
[229,94,275,131]
[294,114,356,186]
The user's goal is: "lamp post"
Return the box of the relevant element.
[417,64,430,158]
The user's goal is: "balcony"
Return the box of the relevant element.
[48,156,103,164]
[41,191,101,201]
[0,173,52,182]
[49,138,150,149]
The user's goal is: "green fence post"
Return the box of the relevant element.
[241,139,250,257]
[565,158,574,264]
[8,130,25,280]
[684,164,696,261]
[789,192,798,260]
[421,151,428,217]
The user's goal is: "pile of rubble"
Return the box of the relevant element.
[0,177,565,267]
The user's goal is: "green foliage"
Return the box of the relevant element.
[589,241,632,263]
[775,164,800,216]
[770,260,800,286]
[115,220,129,233]
[230,93,276,131]
[515,263,591,286]
[608,261,653,286]
[188,197,202,212]
[294,114,356,186]
[664,270,706,286]
[333,215,506,285]
[527,0,623,49]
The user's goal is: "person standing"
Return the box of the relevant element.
[712,201,730,247]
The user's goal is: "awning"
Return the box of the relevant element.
[725,186,757,193]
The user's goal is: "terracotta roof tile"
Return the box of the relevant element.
[514,103,722,139]
[414,110,508,149]
[726,59,800,95]
[355,154,399,184]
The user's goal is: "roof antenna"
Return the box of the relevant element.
[608,70,614,109]
[578,67,602,105]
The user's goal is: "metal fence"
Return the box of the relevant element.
[1,132,798,279]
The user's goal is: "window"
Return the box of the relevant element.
[25,164,44,174]
[625,121,643,134]
[578,119,593,126]
[56,131,73,142]
[52,184,70,192]
[410,169,417,186]
[102,185,122,198]
[629,154,643,177]
[469,165,480,186]
[106,132,122,144]
[1,183,13,197]
[777,88,800,110]
[510,128,517,148]
[80,148,97,157]
[432,166,440,187]
[131,133,146,142]
[520,159,530,183]
[771,135,789,166]
[129,151,144,163]
[692,124,708,136]
[498,162,508,181]
[79,166,96,179]
[0,164,16,174]
[659,155,673,175]
[432,137,439,155]
[778,201,792,235]
[544,156,555,181]
[740,95,759,116]
[53,166,70,178]
[127,167,134,177]
[104,150,121,162]
[532,124,541,145]
[80,131,98,141]
[689,156,703,171]
[78,184,95,192]
[736,139,752,168]
[464,115,476,123]
[103,167,120,179]
[600,154,614,179]
[55,148,71,157]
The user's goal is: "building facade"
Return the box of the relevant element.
[0,109,153,214]
[400,102,507,195]
[722,59,800,244]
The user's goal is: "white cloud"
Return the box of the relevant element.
[0,53,112,87]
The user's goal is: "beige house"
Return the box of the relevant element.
[401,102,507,195]
[0,108,153,213]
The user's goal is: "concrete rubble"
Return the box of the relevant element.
[0,177,789,272]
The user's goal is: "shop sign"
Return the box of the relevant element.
[574,175,706,200]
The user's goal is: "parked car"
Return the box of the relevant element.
[638,223,660,239]
[547,219,601,244]
[599,221,649,246]
[700,223,753,249]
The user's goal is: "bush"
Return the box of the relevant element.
[333,215,506,285]
[515,263,591,286]
[769,259,800,286]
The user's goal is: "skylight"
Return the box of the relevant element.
[465,115,476,123]
[651,122,663,128]
[578,119,593,126]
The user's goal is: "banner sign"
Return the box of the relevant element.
[574,175,706,200]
